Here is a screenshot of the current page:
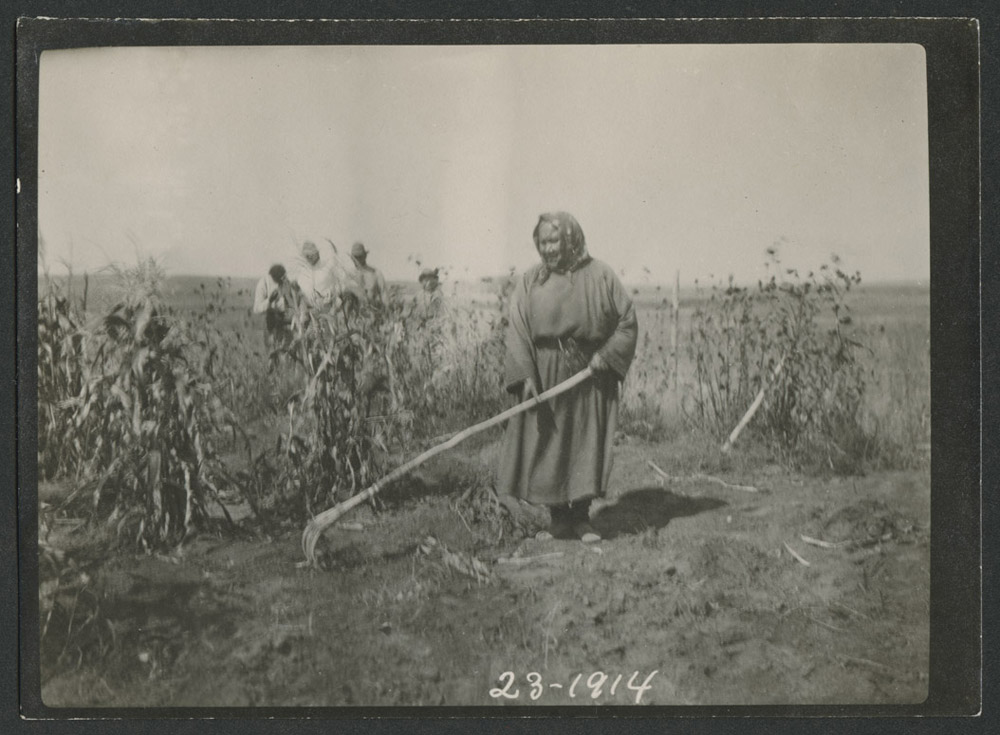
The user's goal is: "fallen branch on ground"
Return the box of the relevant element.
[801,533,894,551]
[799,534,851,549]
[830,601,870,620]
[647,461,759,493]
[783,542,811,566]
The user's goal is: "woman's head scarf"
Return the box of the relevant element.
[532,212,591,284]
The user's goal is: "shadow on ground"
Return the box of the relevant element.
[376,457,488,507]
[593,486,727,539]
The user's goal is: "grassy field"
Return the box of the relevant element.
[35,267,930,707]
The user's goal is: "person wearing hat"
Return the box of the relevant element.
[253,263,297,350]
[294,240,339,308]
[417,267,444,320]
[414,266,455,392]
[349,241,387,306]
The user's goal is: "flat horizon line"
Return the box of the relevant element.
[39,270,931,289]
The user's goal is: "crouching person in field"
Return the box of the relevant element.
[498,212,638,543]
[253,263,296,356]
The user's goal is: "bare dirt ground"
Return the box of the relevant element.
[40,438,929,708]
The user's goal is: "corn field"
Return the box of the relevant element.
[37,260,515,546]
[37,252,927,554]
[38,259,239,548]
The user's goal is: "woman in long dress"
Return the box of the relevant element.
[498,212,638,541]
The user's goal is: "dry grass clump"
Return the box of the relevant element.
[684,253,882,474]
[622,253,928,474]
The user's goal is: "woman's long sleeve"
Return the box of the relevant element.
[596,272,638,380]
[503,276,538,393]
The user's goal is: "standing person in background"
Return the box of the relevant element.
[417,267,445,320]
[414,267,454,392]
[349,241,387,307]
[253,263,296,351]
[497,212,638,543]
[294,240,339,308]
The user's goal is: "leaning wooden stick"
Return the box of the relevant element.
[301,367,594,565]
[721,355,786,454]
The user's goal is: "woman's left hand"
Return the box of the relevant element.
[589,352,610,373]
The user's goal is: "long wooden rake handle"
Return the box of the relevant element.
[301,366,594,565]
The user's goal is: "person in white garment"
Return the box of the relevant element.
[294,240,339,308]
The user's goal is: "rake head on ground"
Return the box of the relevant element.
[301,482,382,562]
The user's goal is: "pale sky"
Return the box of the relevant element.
[37,43,929,286]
